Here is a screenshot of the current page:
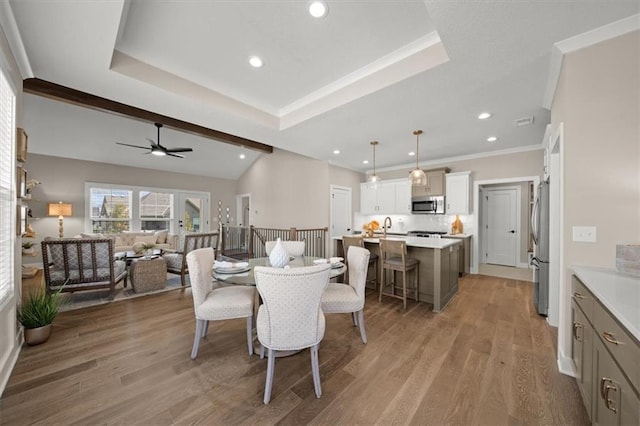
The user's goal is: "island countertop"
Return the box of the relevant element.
[333,235,461,250]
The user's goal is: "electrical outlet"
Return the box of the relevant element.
[572,226,597,242]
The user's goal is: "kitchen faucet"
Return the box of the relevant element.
[383,216,392,239]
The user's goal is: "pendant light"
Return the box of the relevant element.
[367,140,381,189]
[409,130,427,186]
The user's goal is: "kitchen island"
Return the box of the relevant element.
[334,236,462,312]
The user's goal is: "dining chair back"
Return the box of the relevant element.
[264,240,306,257]
[342,235,379,289]
[379,239,419,309]
[321,246,370,343]
[186,247,255,359]
[254,263,331,404]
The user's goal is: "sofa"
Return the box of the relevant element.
[77,231,179,253]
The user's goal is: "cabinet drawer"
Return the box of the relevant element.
[593,300,640,394]
[572,276,594,320]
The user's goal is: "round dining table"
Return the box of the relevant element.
[212,256,346,285]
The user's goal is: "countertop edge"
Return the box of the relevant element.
[570,265,640,342]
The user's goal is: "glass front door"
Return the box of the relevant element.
[177,193,209,233]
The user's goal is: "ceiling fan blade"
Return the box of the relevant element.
[165,147,193,153]
[166,152,185,158]
[116,142,151,150]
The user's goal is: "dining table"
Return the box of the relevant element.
[212,256,347,285]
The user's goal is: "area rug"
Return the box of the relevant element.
[59,275,190,312]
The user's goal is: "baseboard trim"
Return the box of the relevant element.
[557,347,575,377]
[0,328,23,397]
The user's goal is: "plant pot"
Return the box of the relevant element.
[24,324,52,346]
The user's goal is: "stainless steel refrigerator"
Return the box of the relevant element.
[531,178,550,316]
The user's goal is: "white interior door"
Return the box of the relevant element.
[485,188,518,266]
[236,194,251,227]
[330,186,352,256]
[177,192,209,233]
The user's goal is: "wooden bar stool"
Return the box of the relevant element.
[342,235,379,290]
[378,239,419,309]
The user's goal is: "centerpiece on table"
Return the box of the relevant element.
[141,242,156,257]
[362,220,380,238]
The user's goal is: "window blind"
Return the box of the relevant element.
[0,68,16,305]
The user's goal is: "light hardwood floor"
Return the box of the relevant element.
[1,274,588,425]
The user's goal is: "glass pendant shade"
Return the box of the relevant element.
[409,129,427,186]
[367,141,381,189]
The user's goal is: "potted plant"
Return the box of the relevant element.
[22,240,35,255]
[18,284,65,346]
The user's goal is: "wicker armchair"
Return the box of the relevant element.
[41,238,127,300]
[163,232,219,286]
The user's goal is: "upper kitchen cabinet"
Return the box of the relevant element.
[446,171,471,214]
[412,167,450,197]
[361,179,411,215]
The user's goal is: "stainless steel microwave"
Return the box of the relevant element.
[411,195,445,214]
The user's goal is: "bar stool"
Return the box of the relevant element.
[378,239,419,309]
[342,235,379,290]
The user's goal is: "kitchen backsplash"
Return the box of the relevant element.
[354,213,474,236]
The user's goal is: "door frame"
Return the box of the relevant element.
[481,185,521,267]
[472,175,540,274]
[236,193,251,228]
[329,185,352,257]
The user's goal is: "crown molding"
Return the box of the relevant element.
[0,1,33,79]
[543,14,640,110]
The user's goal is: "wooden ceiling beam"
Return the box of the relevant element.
[22,78,273,154]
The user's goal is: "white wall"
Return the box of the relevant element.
[552,31,640,374]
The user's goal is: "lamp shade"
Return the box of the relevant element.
[48,202,72,217]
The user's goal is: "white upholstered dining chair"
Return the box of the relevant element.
[254,263,331,404]
[186,247,255,359]
[264,240,306,257]
[321,245,370,344]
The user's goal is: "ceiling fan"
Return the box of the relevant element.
[116,123,194,158]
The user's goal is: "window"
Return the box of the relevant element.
[139,191,173,231]
[89,187,132,233]
[0,68,16,306]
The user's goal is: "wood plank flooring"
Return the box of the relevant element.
[1,274,589,425]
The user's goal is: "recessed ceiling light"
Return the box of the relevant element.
[333,149,340,155]
[249,56,263,68]
[478,112,492,120]
[239,153,246,159]
[487,136,498,142]
[363,160,369,164]
[308,1,328,18]
[408,151,415,156]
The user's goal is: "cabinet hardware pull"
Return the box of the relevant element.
[600,377,613,399]
[602,331,621,345]
[604,384,618,413]
[573,292,585,300]
[572,322,583,341]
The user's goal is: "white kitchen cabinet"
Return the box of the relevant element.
[445,171,471,214]
[395,181,411,214]
[360,180,410,214]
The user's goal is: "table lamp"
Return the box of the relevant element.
[48,201,73,238]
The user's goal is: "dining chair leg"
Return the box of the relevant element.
[357,309,367,344]
[203,321,209,337]
[378,268,385,303]
[352,312,357,326]
[402,270,407,310]
[245,316,254,356]
[264,348,276,404]
[191,319,205,360]
[310,344,322,398]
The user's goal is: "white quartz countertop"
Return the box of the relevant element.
[333,235,461,249]
[571,265,640,342]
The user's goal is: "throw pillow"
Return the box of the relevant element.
[154,230,169,244]
[114,236,124,248]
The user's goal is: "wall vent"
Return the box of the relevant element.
[514,116,535,127]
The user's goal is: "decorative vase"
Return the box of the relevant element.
[451,214,463,235]
[269,238,289,268]
[24,324,52,346]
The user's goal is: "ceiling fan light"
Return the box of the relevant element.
[151,150,166,156]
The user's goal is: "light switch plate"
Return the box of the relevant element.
[573,226,597,242]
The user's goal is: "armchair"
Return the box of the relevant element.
[163,232,219,286]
